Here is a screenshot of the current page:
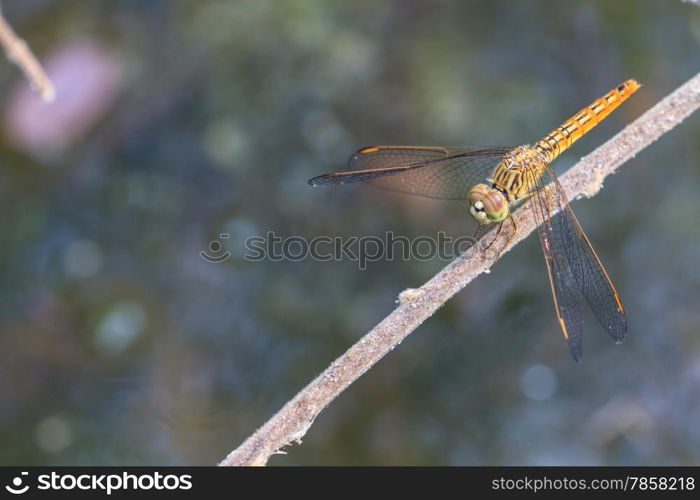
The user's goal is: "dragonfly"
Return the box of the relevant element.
[309,80,639,361]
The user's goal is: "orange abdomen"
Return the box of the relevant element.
[534,79,640,163]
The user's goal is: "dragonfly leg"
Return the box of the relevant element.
[476,222,503,255]
[472,224,487,255]
[504,212,518,250]
[511,188,539,207]
[477,214,520,259]
[475,186,544,258]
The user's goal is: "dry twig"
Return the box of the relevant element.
[0,8,54,102]
[220,73,700,466]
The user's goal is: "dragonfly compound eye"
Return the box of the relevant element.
[468,184,509,224]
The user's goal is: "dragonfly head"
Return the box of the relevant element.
[468,184,509,224]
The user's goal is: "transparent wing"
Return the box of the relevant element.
[526,165,627,361]
[308,145,513,200]
[525,168,584,361]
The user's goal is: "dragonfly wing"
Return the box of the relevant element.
[545,167,627,342]
[528,165,627,356]
[525,168,584,361]
[570,226,627,342]
[309,146,513,200]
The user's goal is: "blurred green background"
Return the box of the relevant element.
[0,0,699,466]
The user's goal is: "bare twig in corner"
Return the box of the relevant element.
[0,9,54,102]
[220,73,700,466]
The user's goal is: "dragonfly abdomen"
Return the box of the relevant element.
[534,79,640,163]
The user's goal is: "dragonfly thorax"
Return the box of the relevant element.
[468,146,545,224]
[468,183,510,224]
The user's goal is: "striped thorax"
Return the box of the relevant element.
[468,146,545,224]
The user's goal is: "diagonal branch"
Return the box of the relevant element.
[0,8,55,102]
[220,72,700,466]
